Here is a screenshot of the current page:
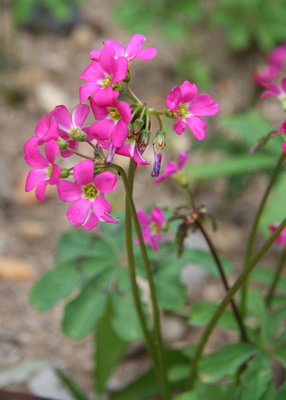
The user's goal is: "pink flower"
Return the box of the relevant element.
[97,136,150,165]
[90,34,156,63]
[260,77,286,99]
[134,208,165,252]
[89,87,131,154]
[166,81,219,140]
[24,140,61,201]
[154,151,189,183]
[52,104,91,157]
[269,223,286,248]
[24,113,59,152]
[255,45,286,83]
[79,47,128,102]
[57,159,118,230]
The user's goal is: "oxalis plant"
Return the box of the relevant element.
[3,35,286,400]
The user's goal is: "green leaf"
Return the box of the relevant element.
[55,230,116,264]
[62,269,115,339]
[199,343,258,383]
[181,248,233,277]
[274,382,286,400]
[95,301,128,394]
[250,266,286,291]
[187,153,275,182]
[272,346,286,368]
[219,111,274,148]
[260,173,286,236]
[55,369,90,400]
[240,352,272,400]
[247,290,270,345]
[110,367,160,400]
[189,300,238,330]
[30,258,111,311]
[111,270,144,341]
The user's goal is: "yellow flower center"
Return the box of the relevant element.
[83,183,98,200]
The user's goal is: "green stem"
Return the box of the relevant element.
[110,162,172,400]
[123,161,158,365]
[196,220,249,342]
[266,249,286,306]
[241,153,286,319]
[187,218,286,390]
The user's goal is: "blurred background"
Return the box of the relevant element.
[0,0,285,396]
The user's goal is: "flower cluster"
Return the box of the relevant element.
[24,34,219,246]
[255,44,286,154]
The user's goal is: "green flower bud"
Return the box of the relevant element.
[60,168,70,178]
[153,129,166,153]
[57,137,68,150]
[133,118,145,134]
[70,127,87,141]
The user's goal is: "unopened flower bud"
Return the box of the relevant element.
[60,168,70,178]
[153,129,166,153]
[133,118,145,135]
[113,82,125,94]
[138,128,151,154]
[57,137,68,150]
[151,130,166,177]
[165,108,174,118]
[70,128,87,142]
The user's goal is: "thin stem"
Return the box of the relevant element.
[124,161,158,365]
[0,390,58,400]
[266,249,286,306]
[241,153,286,318]
[196,220,249,342]
[126,83,142,104]
[187,218,286,390]
[110,162,172,400]
[66,147,94,160]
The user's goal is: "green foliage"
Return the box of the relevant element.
[55,369,90,400]
[189,300,237,330]
[11,0,84,23]
[113,0,286,52]
[198,343,258,384]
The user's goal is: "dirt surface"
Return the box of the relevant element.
[0,0,284,397]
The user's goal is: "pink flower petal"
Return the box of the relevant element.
[185,116,207,140]
[173,119,186,135]
[136,47,157,61]
[90,119,114,141]
[89,97,109,120]
[72,104,90,127]
[79,61,103,82]
[73,159,95,186]
[45,140,59,164]
[177,151,189,169]
[137,210,151,226]
[151,208,165,228]
[103,40,125,57]
[52,106,72,131]
[35,180,49,202]
[150,235,160,252]
[82,211,99,230]
[90,49,101,61]
[112,56,128,82]
[180,81,198,103]
[189,94,220,116]
[25,169,47,192]
[125,34,146,59]
[111,119,129,147]
[49,164,61,185]
[93,86,119,106]
[93,171,117,193]
[67,198,91,225]
[93,194,112,217]
[57,180,82,201]
[166,86,182,111]
[117,101,131,124]
[99,46,116,75]
[25,147,49,169]
[79,82,101,103]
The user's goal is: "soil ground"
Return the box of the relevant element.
[0,0,284,398]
